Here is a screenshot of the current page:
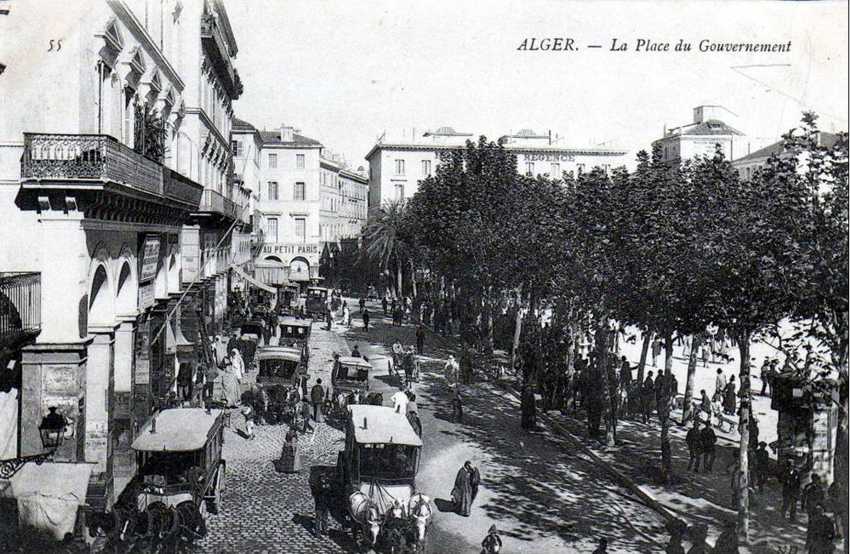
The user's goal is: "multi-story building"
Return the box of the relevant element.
[0,0,248,527]
[653,105,745,165]
[235,121,367,289]
[365,126,628,213]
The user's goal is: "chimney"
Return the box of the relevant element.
[280,124,294,142]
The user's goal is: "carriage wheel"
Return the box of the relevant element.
[206,463,225,515]
[176,501,207,541]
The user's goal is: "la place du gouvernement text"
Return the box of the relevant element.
[516,37,792,53]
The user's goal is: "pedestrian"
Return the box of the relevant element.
[310,471,332,536]
[351,344,362,358]
[480,524,502,554]
[407,393,418,415]
[177,362,194,401]
[301,397,313,433]
[803,474,827,518]
[416,324,425,354]
[257,386,269,425]
[713,520,740,553]
[714,368,727,402]
[241,405,255,440]
[699,389,712,418]
[311,378,325,422]
[363,308,370,332]
[806,504,836,553]
[451,389,464,423]
[723,374,737,415]
[392,387,409,414]
[592,538,608,553]
[686,421,703,472]
[451,461,475,516]
[700,421,717,472]
[204,363,219,403]
[781,461,802,521]
[342,302,351,328]
[641,371,655,424]
[759,359,771,396]
[359,295,366,313]
[619,355,632,388]
[382,296,388,316]
[754,442,770,491]
[651,338,662,367]
[230,348,245,384]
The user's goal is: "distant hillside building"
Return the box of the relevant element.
[653,105,745,164]
[365,127,627,214]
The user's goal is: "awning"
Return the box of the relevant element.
[1,462,92,540]
[231,264,277,293]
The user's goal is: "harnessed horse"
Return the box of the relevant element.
[407,493,433,549]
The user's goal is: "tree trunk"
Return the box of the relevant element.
[833,336,848,554]
[595,315,615,446]
[409,259,418,300]
[659,333,674,483]
[511,286,524,372]
[682,333,705,424]
[637,331,652,384]
[396,257,403,298]
[736,332,752,544]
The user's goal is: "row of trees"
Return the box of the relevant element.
[361,114,848,543]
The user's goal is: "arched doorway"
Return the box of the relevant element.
[289,256,311,283]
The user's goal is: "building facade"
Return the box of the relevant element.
[653,105,745,165]
[234,121,367,288]
[732,131,841,181]
[365,127,628,213]
[0,0,249,521]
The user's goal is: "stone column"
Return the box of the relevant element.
[85,327,117,510]
[112,317,136,490]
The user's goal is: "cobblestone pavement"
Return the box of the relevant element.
[194,321,354,554]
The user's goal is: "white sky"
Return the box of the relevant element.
[232,2,842,166]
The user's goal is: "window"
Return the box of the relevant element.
[551,162,560,176]
[421,160,432,177]
[296,154,305,169]
[295,218,306,243]
[268,153,277,168]
[525,162,534,176]
[267,217,278,243]
[394,183,405,200]
[231,140,240,156]
[267,181,279,200]
[394,159,405,176]
[294,182,306,201]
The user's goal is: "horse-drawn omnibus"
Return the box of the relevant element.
[305,286,329,318]
[256,346,306,424]
[277,315,312,362]
[337,405,431,552]
[116,408,226,549]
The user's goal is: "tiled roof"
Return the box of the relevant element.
[232,117,256,131]
[260,130,322,147]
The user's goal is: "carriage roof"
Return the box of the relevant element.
[347,405,422,447]
[278,316,311,327]
[132,408,223,452]
[337,356,372,368]
[257,346,301,362]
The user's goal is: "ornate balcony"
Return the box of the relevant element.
[20,133,203,210]
[0,272,40,348]
[196,189,241,223]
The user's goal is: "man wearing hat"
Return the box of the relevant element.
[481,524,502,553]
[754,441,770,492]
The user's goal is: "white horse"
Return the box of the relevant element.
[349,491,382,547]
[407,492,433,547]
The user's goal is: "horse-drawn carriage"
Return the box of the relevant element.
[337,405,432,553]
[104,408,226,552]
[256,346,306,425]
[277,315,312,362]
[329,356,373,419]
[236,319,267,369]
[305,287,329,319]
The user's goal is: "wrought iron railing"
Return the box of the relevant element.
[0,272,40,346]
[21,133,203,207]
[199,189,242,221]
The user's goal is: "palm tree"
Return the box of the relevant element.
[364,199,408,297]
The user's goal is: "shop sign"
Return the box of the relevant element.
[139,234,161,283]
[523,152,575,163]
[134,317,150,385]
[261,243,319,255]
[138,281,155,310]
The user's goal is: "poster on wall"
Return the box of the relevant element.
[139,234,161,283]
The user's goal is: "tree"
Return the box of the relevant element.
[363,199,409,297]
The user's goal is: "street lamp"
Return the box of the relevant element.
[0,406,67,479]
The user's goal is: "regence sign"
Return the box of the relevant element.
[523,153,575,162]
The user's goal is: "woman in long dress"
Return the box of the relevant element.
[278,429,301,473]
[221,362,241,408]
[451,462,473,516]
[230,348,245,383]
[723,375,737,415]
